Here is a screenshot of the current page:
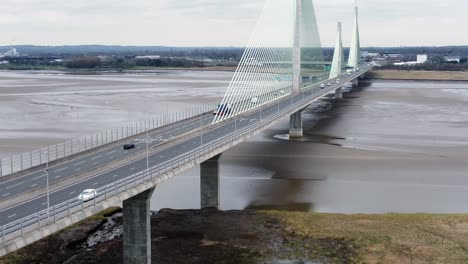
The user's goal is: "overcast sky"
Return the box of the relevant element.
[0,0,465,47]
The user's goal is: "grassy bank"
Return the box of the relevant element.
[368,70,468,81]
[266,212,468,263]
[2,209,468,263]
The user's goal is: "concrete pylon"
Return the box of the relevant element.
[347,6,361,69]
[329,22,344,79]
[335,87,343,99]
[200,154,222,209]
[123,188,155,264]
[289,109,303,138]
[292,0,302,94]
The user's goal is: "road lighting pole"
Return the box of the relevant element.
[200,113,203,148]
[43,151,50,221]
[146,129,149,175]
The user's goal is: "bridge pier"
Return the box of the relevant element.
[123,188,155,264]
[335,87,343,99]
[352,78,359,87]
[200,154,221,209]
[289,110,303,138]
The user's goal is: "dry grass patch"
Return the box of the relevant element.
[368,70,468,81]
[262,212,468,264]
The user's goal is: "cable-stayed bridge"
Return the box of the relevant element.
[0,0,373,262]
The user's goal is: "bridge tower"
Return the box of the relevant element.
[290,0,323,138]
[348,6,361,69]
[330,22,345,99]
[289,0,304,138]
[329,22,344,80]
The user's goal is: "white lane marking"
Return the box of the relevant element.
[130,167,135,171]
[113,174,118,178]
[31,184,38,187]
[32,175,45,181]
[2,193,10,197]
[91,155,103,160]
[8,214,16,218]
[42,202,47,205]
[92,182,98,186]
[6,181,24,190]
[74,161,86,166]
[107,150,116,155]
[69,191,76,195]
[54,166,68,173]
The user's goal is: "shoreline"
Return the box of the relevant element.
[3,208,468,264]
[367,69,468,81]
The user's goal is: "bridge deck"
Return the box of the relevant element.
[0,64,373,254]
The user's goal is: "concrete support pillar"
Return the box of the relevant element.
[289,110,303,138]
[352,78,359,87]
[201,154,221,209]
[123,188,155,264]
[335,87,343,99]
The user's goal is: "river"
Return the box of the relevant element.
[1,70,468,213]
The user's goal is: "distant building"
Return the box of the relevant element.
[135,55,161,60]
[386,53,402,59]
[444,56,461,63]
[394,54,428,66]
[2,47,20,57]
[417,54,428,63]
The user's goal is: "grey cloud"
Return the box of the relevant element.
[0,0,466,46]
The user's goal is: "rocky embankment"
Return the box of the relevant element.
[3,208,468,264]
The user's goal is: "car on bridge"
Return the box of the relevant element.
[123,143,135,150]
[77,189,97,202]
[213,104,232,116]
[327,82,332,86]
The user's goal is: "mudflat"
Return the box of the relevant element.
[2,208,468,264]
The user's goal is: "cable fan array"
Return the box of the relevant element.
[212,0,295,124]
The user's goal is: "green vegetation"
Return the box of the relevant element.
[368,70,468,81]
[0,65,65,71]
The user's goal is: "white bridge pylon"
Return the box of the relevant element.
[212,0,363,124]
[329,22,344,79]
[212,0,325,124]
[348,6,361,69]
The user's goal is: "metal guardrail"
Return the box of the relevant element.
[0,102,220,177]
[0,65,373,246]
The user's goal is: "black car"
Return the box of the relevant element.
[123,143,135,150]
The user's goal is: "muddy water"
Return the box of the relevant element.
[0,70,230,155]
[1,70,468,213]
[152,80,468,214]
